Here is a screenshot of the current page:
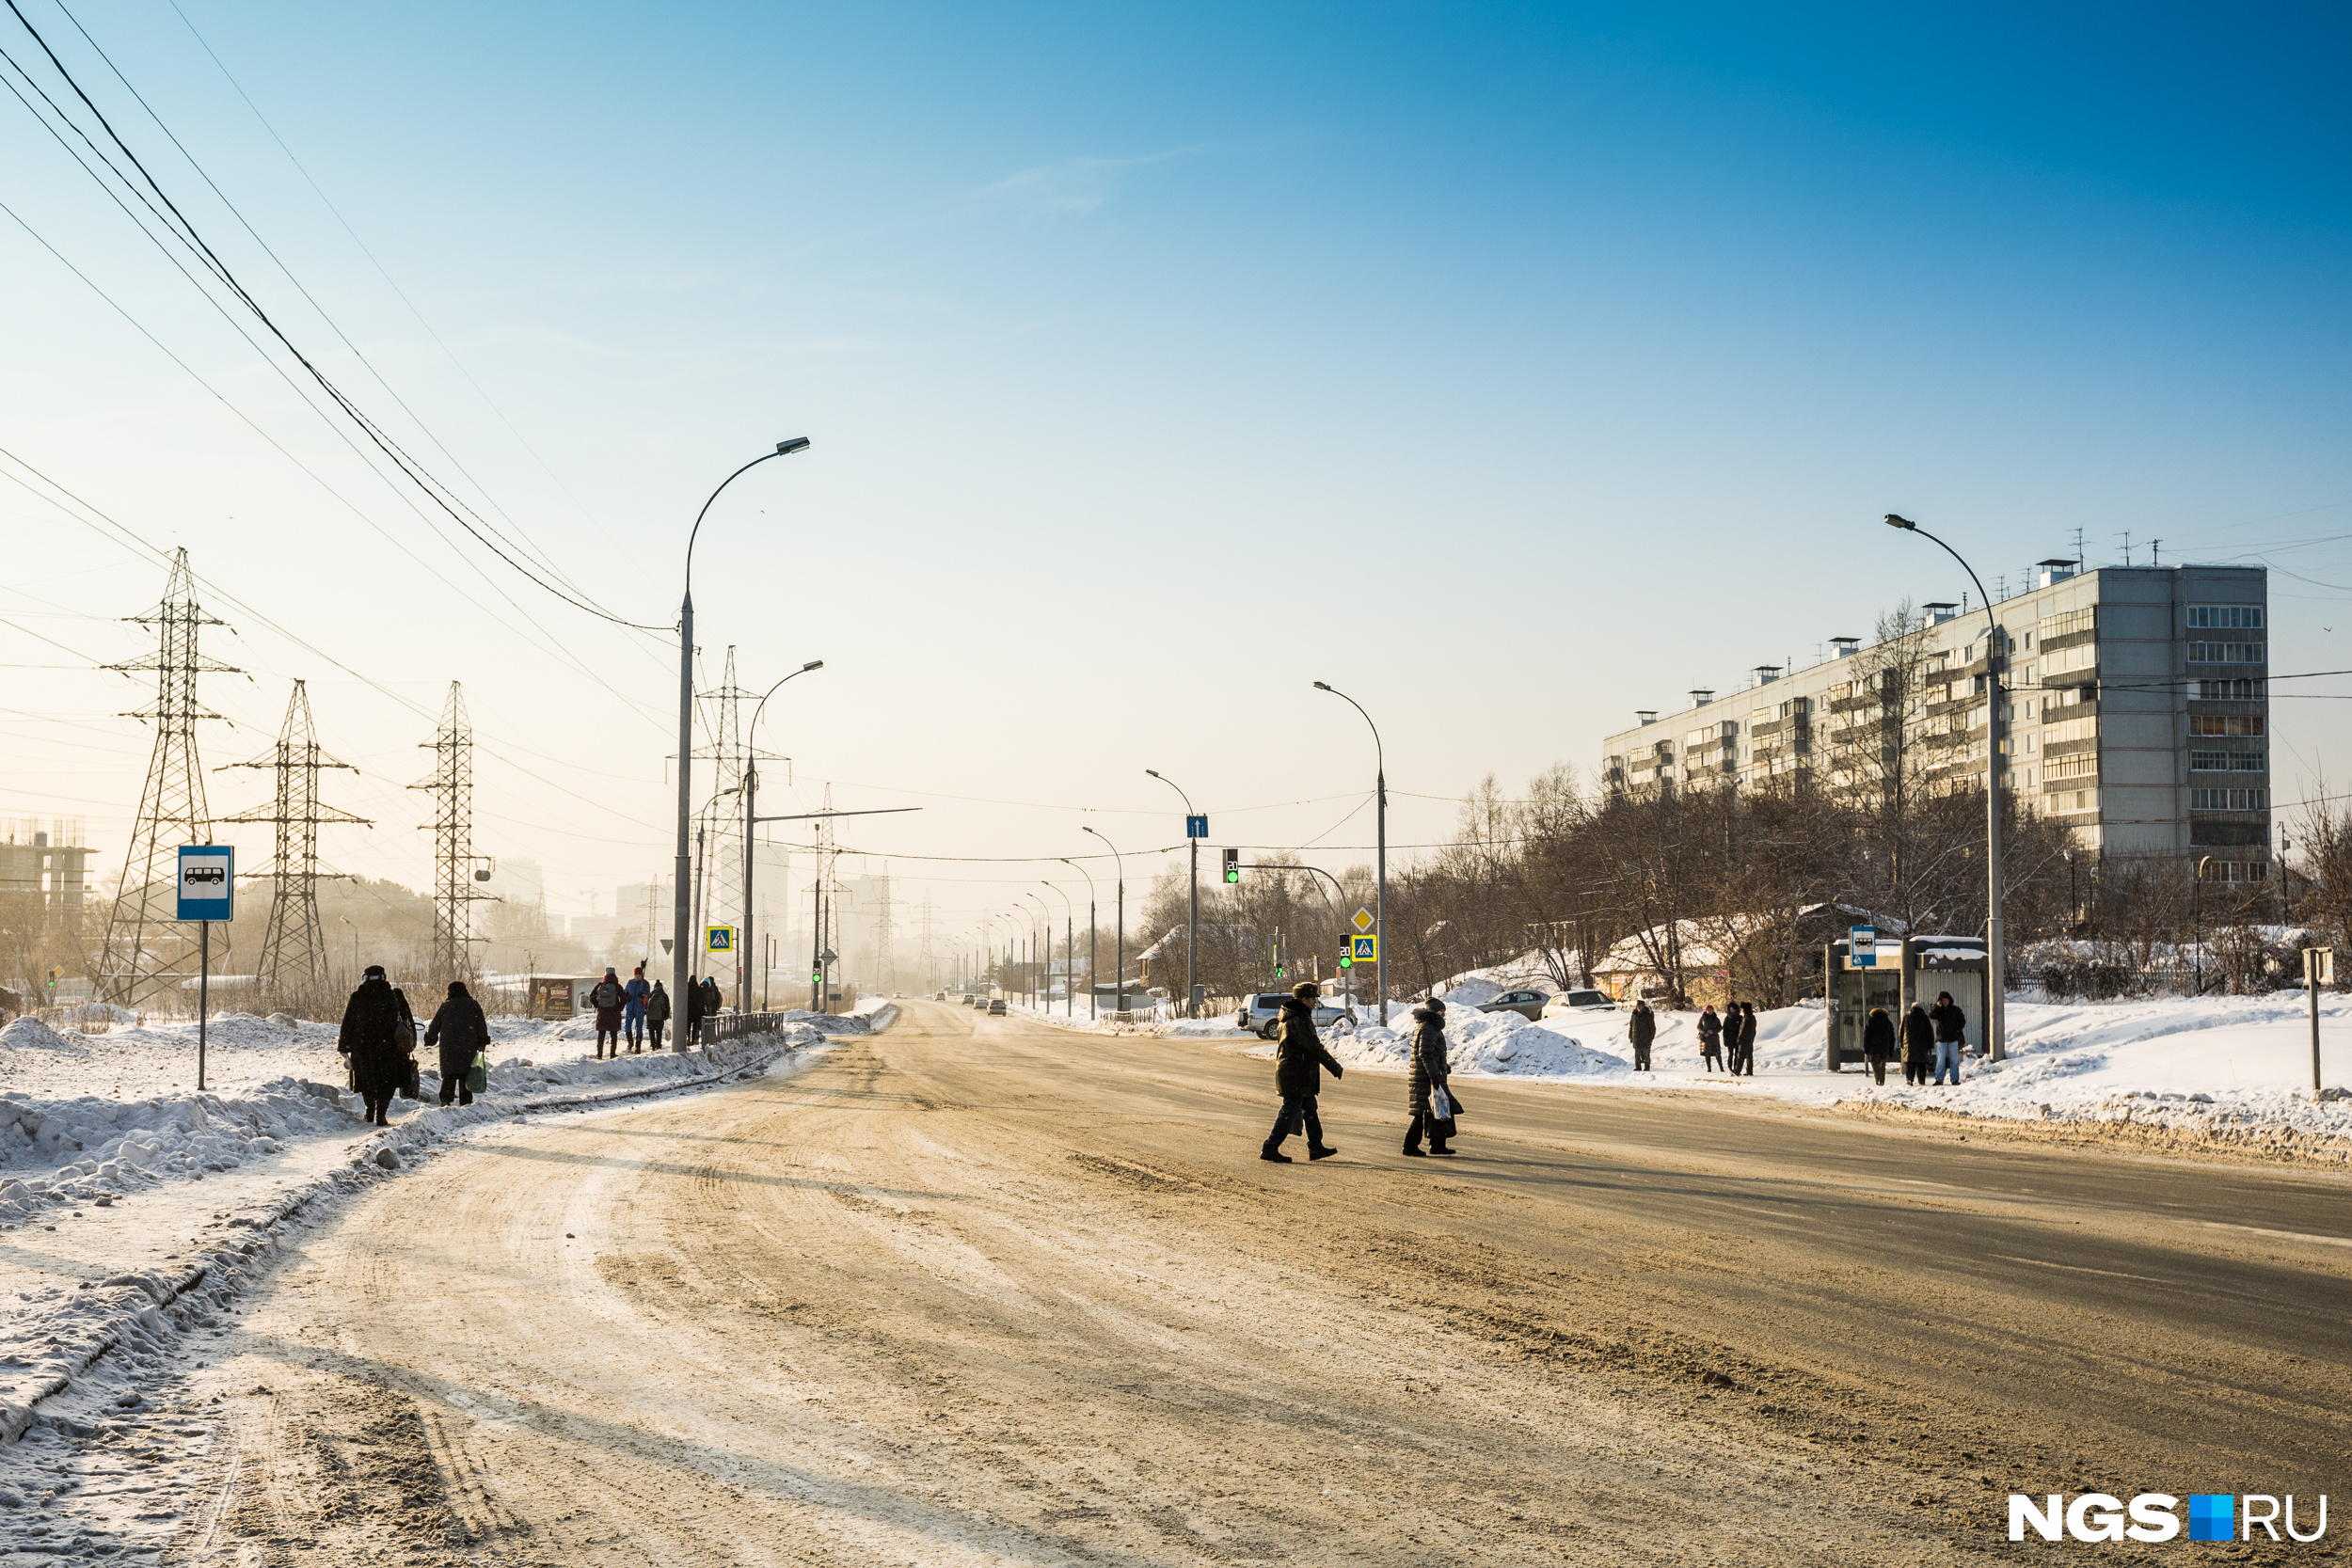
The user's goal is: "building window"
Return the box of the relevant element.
[2189,715,2265,737]
[2189,750,2265,772]
[2197,677,2265,700]
[2187,641,2266,664]
[2190,788,2269,811]
[2196,861,2270,883]
[2046,754,2096,782]
[2186,605,2265,630]
[2041,607,2096,641]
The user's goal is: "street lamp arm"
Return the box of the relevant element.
[1884,516,1999,652]
[748,658,825,744]
[685,438,811,602]
[1312,681,1384,777]
[1144,769,1195,815]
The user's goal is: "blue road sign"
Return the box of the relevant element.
[176,845,234,922]
[1850,925,1877,968]
[1351,934,1377,962]
[1185,815,1208,838]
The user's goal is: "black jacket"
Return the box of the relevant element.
[645,986,672,1025]
[1735,1009,1757,1050]
[1629,1005,1657,1050]
[1929,1002,1967,1044]
[1900,1006,1935,1062]
[339,978,415,1058]
[1696,1011,1723,1045]
[1407,1004,1451,1110]
[425,995,489,1072]
[1862,1008,1896,1057]
[1273,998,1343,1100]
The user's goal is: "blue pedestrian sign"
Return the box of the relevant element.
[1350,934,1377,963]
[176,845,234,922]
[1185,815,1208,839]
[706,925,737,955]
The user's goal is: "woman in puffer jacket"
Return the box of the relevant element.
[1403,998,1456,1157]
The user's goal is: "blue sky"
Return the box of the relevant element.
[2,0,2344,936]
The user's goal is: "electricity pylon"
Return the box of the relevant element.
[220,680,370,989]
[694,645,753,992]
[873,864,894,994]
[408,682,495,985]
[99,548,239,1011]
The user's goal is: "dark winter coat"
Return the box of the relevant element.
[338,977,416,1097]
[699,977,723,1020]
[588,975,626,1031]
[1929,1002,1967,1044]
[425,994,490,1079]
[1862,1007,1896,1059]
[1735,1008,1757,1052]
[1407,1004,1451,1112]
[684,982,704,1026]
[1629,1005,1657,1051]
[645,985,672,1026]
[1273,998,1343,1100]
[1696,1010,1723,1048]
[1900,1006,1935,1064]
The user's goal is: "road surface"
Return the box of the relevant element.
[167,1002,2351,1564]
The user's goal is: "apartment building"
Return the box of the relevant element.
[0,820,97,910]
[1600,563,2272,879]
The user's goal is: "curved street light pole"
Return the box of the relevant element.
[739,659,824,1014]
[1082,826,1126,1019]
[1883,515,2007,1062]
[675,438,809,1044]
[1145,769,1200,1017]
[1059,858,1098,1020]
[1023,892,1052,1010]
[1042,880,1074,1016]
[1314,681,1388,1025]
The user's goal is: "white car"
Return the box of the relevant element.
[1540,988,1618,1020]
[1236,992,1354,1039]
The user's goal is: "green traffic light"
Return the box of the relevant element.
[1274,966,1285,978]
[1338,956,1353,968]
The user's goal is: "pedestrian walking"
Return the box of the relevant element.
[645,979,672,1052]
[425,980,490,1106]
[1403,997,1458,1157]
[1929,990,1967,1085]
[1628,999,1657,1073]
[1861,1005,1895,1086]
[684,974,704,1045]
[1696,1004,1724,1071]
[698,975,723,1042]
[1733,1001,1758,1076]
[1900,1002,1934,1085]
[1261,981,1343,1164]
[588,967,626,1059]
[337,964,417,1126]
[624,966,650,1053]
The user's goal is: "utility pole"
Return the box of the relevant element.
[1314,683,1389,1025]
[1060,858,1097,1021]
[1146,769,1202,1016]
[408,682,494,989]
[101,548,237,1012]
[1083,828,1125,1018]
[220,680,369,991]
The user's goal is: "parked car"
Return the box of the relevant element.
[934,990,946,1001]
[986,998,1008,1016]
[1234,991,1353,1039]
[1541,989,1618,1019]
[1478,988,1551,1022]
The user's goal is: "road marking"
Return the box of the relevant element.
[2201,1222,2352,1250]
[1991,1255,2165,1283]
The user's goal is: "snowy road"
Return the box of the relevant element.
[45,1001,2352,1563]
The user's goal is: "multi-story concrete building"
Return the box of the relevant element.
[1601,563,2272,879]
[0,820,97,910]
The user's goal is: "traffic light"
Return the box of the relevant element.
[1223,847,1239,883]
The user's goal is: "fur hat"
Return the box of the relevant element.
[362,964,387,979]
[1425,995,1446,1013]
[1291,980,1320,1001]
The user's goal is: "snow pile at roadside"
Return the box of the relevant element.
[1286,1003,1637,1081]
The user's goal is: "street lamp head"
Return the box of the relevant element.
[1312,681,1332,691]
[1883,514,1918,531]
[776,436,811,455]
[803,659,824,672]
[1145,768,1160,779]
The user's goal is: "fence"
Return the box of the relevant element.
[700,1010,795,1044]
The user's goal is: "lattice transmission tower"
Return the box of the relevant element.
[100,548,240,1011]
[408,682,495,985]
[873,864,894,994]
[693,645,753,990]
[219,680,370,990]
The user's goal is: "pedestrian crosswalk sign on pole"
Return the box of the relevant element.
[706,925,736,955]
[1350,934,1377,963]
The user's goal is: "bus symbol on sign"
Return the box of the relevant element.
[1350,935,1377,962]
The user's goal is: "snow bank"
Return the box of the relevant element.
[1325,1006,1635,1081]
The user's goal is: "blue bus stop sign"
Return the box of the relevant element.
[176,845,234,922]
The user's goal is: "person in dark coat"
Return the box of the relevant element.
[337,965,416,1125]
[683,974,704,1044]
[645,980,673,1052]
[588,967,626,1059]
[698,975,724,1043]
[1262,981,1343,1163]
[1403,998,1456,1156]
[624,966,650,1052]
[1628,999,1657,1072]
[1733,1001,1758,1076]
[1696,1004,1724,1071]
[1929,991,1966,1085]
[425,980,489,1106]
[1900,1003,1935,1085]
[1861,1006,1896,1086]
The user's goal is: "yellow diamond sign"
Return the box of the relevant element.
[1352,908,1374,933]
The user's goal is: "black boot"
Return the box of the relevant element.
[1308,1143,1339,1160]
[1261,1115,1294,1163]
[1402,1112,1427,1157]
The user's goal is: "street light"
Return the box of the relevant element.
[1042,879,1073,1016]
[675,438,810,1041]
[1313,681,1389,1025]
[1883,513,2007,1061]
[1082,826,1126,1018]
[1060,857,1098,1021]
[1023,892,1051,1011]
[1145,768,1201,1017]
[739,659,824,1014]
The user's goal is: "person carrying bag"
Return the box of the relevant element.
[425,979,491,1107]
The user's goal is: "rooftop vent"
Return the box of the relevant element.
[1829,636,1860,656]
[1636,709,1659,725]
[2037,557,2079,589]
[1924,601,1960,626]
[1689,689,1715,706]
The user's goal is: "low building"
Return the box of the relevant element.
[1601,563,2272,879]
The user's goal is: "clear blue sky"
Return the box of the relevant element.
[3,0,2344,935]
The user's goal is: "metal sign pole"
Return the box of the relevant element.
[198,920,209,1092]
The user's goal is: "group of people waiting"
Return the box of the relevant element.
[1692,1001,1758,1075]
[1260,980,1464,1163]
[1860,992,1970,1086]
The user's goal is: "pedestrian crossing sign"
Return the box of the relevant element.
[706,925,736,955]
[1350,935,1377,962]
